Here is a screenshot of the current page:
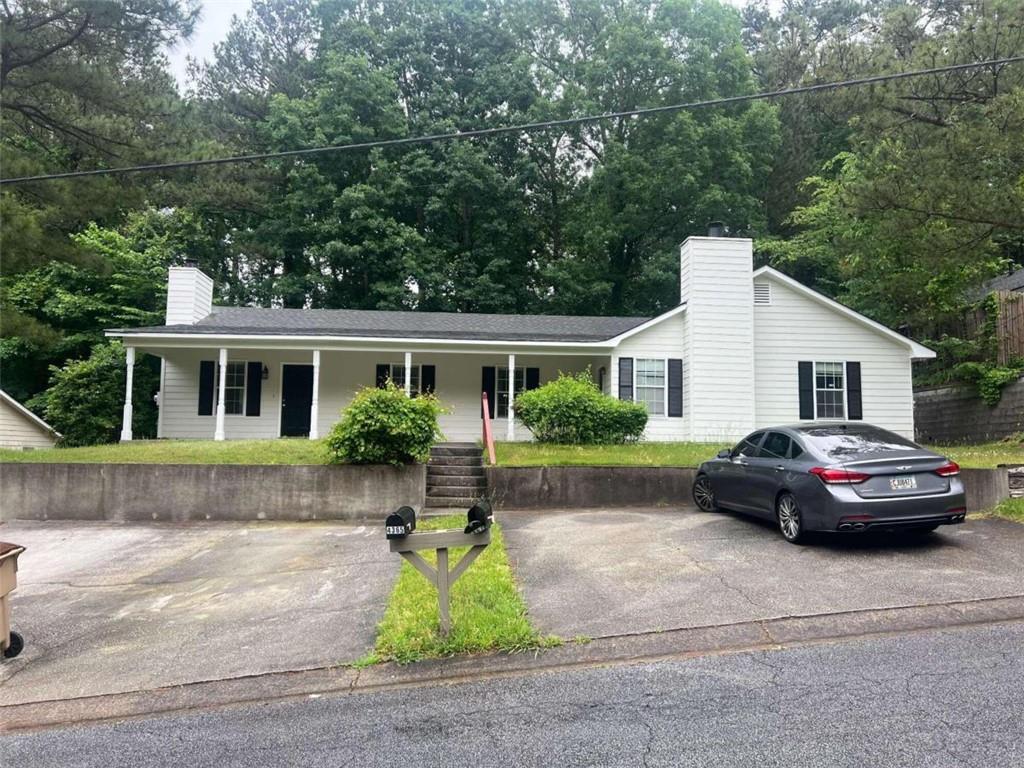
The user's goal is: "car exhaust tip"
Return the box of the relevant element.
[851,522,866,531]
[838,522,853,531]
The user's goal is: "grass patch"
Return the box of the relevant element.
[985,497,1024,523]
[368,514,559,664]
[496,439,1023,469]
[926,439,1024,469]
[0,439,330,465]
[494,441,729,467]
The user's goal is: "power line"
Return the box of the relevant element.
[2,56,1021,186]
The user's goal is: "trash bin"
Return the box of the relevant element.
[0,541,25,659]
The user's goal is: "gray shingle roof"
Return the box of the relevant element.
[112,306,653,343]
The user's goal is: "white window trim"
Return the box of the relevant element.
[385,362,422,394]
[215,359,248,417]
[633,357,668,418]
[496,365,526,419]
[813,360,848,421]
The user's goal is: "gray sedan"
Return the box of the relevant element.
[691,423,967,544]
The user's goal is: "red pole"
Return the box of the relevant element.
[481,392,497,466]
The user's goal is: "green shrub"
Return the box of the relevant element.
[514,370,648,444]
[326,382,444,465]
[33,341,158,447]
[952,360,1024,407]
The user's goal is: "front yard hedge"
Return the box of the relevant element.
[326,382,443,465]
[514,370,647,444]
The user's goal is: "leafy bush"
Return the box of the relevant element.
[32,341,158,447]
[326,382,444,465]
[514,371,648,444]
[953,360,1024,407]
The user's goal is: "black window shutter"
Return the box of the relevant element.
[481,367,496,418]
[525,367,540,391]
[198,360,215,416]
[667,358,683,417]
[798,361,814,419]
[245,362,262,417]
[846,362,863,420]
[618,358,634,401]
[375,364,390,388]
[421,365,436,394]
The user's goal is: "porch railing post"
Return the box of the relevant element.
[119,346,135,442]
[214,347,227,441]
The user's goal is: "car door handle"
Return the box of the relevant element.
[774,465,786,471]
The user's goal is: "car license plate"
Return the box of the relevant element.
[890,476,917,490]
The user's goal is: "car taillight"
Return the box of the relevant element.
[809,467,871,484]
[935,461,960,477]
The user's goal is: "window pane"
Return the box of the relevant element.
[635,359,665,414]
[762,432,790,459]
[496,367,525,418]
[224,387,243,415]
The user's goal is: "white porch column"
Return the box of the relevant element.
[507,353,515,441]
[214,347,227,441]
[404,351,412,397]
[309,349,321,440]
[120,346,135,442]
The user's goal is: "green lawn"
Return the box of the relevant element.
[0,439,330,465]
[2,436,1020,469]
[495,439,1023,469]
[363,515,558,665]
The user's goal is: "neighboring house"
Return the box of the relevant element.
[970,266,1024,300]
[107,234,934,443]
[0,390,60,449]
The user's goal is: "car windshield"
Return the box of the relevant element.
[799,426,920,458]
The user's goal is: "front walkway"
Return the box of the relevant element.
[500,507,1024,638]
[0,521,395,706]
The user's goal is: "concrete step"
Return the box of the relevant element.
[424,495,482,508]
[427,456,483,467]
[427,485,488,498]
[426,464,485,477]
[430,444,483,458]
[427,474,487,489]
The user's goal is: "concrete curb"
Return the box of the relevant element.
[4,594,1023,734]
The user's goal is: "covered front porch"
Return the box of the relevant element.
[118,342,613,444]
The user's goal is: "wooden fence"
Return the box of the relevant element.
[960,290,1024,365]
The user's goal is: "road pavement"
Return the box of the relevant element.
[501,508,1024,637]
[2,620,1021,767]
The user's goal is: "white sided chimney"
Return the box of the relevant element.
[679,229,756,441]
[165,262,213,325]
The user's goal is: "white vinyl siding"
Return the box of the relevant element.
[0,398,57,449]
[612,311,689,440]
[157,348,605,441]
[165,267,213,325]
[680,238,756,441]
[754,276,916,438]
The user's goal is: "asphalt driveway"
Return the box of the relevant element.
[0,520,395,707]
[501,507,1024,638]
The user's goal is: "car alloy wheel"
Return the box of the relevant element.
[777,493,804,544]
[692,475,717,512]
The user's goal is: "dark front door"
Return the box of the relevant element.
[280,364,313,437]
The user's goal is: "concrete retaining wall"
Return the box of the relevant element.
[486,466,697,509]
[0,463,425,522]
[486,466,1007,513]
[914,376,1024,444]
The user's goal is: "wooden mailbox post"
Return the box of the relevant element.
[389,527,491,637]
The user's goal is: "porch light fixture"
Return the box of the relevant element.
[262,365,270,380]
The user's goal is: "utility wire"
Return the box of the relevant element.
[2,56,1021,186]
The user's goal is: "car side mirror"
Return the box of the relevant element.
[717,449,732,459]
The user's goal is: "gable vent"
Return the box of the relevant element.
[754,281,772,305]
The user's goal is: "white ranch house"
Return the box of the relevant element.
[108,235,934,444]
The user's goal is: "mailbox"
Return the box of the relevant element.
[385,506,417,539]
[464,500,493,534]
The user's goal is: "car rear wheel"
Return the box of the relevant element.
[692,475,718,512]
[776,493,805,544]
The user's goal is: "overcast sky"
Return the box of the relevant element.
[166,0,771,89]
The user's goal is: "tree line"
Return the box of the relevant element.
[1,0,1022,443]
